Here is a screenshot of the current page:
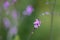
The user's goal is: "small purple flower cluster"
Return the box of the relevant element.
[3,0,16,10]
[33,19,41,29]
[3,17,18,39]
[3,1,10,10]
[23,5,34,16]
[3,0,41,39]
[3,17,11,29]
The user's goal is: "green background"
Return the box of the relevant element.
[0,0,60,40]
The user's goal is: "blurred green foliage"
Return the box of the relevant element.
[0,0,60,40]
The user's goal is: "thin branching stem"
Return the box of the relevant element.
[50,0,56,40]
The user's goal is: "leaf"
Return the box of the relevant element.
[13,35,20,40]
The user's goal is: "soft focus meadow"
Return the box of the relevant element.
[0,0,60,40]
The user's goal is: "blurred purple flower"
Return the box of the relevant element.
[12,10,17,19]
[45,12,49,15]
[12,0,16,3]
[3,17,11,29]
[33,19,41,29]
[9,27,17,35]
[3,1,10,10]
[23,5,34,16]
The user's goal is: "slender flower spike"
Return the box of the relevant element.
[3,17,11,29]
[3,1,10,10]
[33,19,41,29]
[23,5,34,16]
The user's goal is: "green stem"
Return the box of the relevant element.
[50,0,56,40]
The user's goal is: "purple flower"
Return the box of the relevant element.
[12,10,17,19]
[12,0,16,3]
[9,27,17,35]
[3,1,10,10]
[23,5,34,16]
[3,17,11,29]
[33,19,41,29]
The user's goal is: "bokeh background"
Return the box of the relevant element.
[0,0,60,40]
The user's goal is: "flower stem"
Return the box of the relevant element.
[50,0,56,40]
[27,28,36,40]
